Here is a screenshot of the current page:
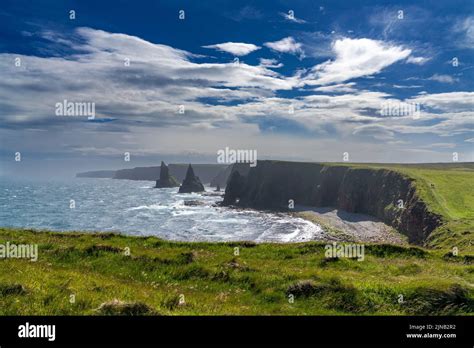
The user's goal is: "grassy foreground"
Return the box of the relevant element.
[0,228,472,315]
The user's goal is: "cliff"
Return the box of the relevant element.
[76,170,116,178]
[113,166,160,180]
[111,164,226,183]
[210,163,251,188]
[223,160,443,245]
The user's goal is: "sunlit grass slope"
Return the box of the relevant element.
[0,228,472,315]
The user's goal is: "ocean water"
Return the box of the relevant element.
[0,177,325,242]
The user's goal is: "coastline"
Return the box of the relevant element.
[292,206,409,245]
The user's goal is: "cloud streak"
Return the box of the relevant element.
[203,42,260,56]
[264,37,304,56]
[304,38,411,85]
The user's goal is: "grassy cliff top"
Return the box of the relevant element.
[259,161,474,251]
[332,162,473,251]
[0,228,472,315]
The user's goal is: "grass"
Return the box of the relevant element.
[391,166,474,251]
[0,227,472,315]
[322,162,474,251]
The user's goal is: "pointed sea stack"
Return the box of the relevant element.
[178,164,205,193]
[155,161,180,188]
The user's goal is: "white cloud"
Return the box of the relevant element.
[393,84,422,89]
[264,37,304,56]
[304,38,411,85]
[410,92,474,112]
[0,27,297,129]
[428,74,458,84]
[422,143,457,149]
[203,42,260,56]
[259,58,283,68]
[313,82,356,93]
[406,56,430,65]
[352,124,395,140]
[454,16,474,49]
[280,11,306,24]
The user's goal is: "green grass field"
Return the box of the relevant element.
[0,228,472,315]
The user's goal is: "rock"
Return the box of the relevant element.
[155,161,180,188]
[222,170,246,205]
[184,200,206,206]
[202,192,223,197]
[178,164,205,193]
[210,163,251,188]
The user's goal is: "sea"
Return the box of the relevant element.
[0,177,325,242]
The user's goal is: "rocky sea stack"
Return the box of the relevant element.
[155,161,180,188]
[178,164,205,193]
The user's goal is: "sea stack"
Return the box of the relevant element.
[178,164,205,193]
[155,161,180,188]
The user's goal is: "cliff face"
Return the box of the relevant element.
[210,163,251,188]
[223,161,442,245]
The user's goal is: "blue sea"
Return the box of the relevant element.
[0,177,324,242]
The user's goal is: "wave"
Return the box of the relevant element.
[1,178,325,243]
[126,203,168,211]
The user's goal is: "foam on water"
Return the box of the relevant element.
[0,177,327,242]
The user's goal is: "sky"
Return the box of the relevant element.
[0,0,473,177]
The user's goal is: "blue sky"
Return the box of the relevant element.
[0,0,473,177]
